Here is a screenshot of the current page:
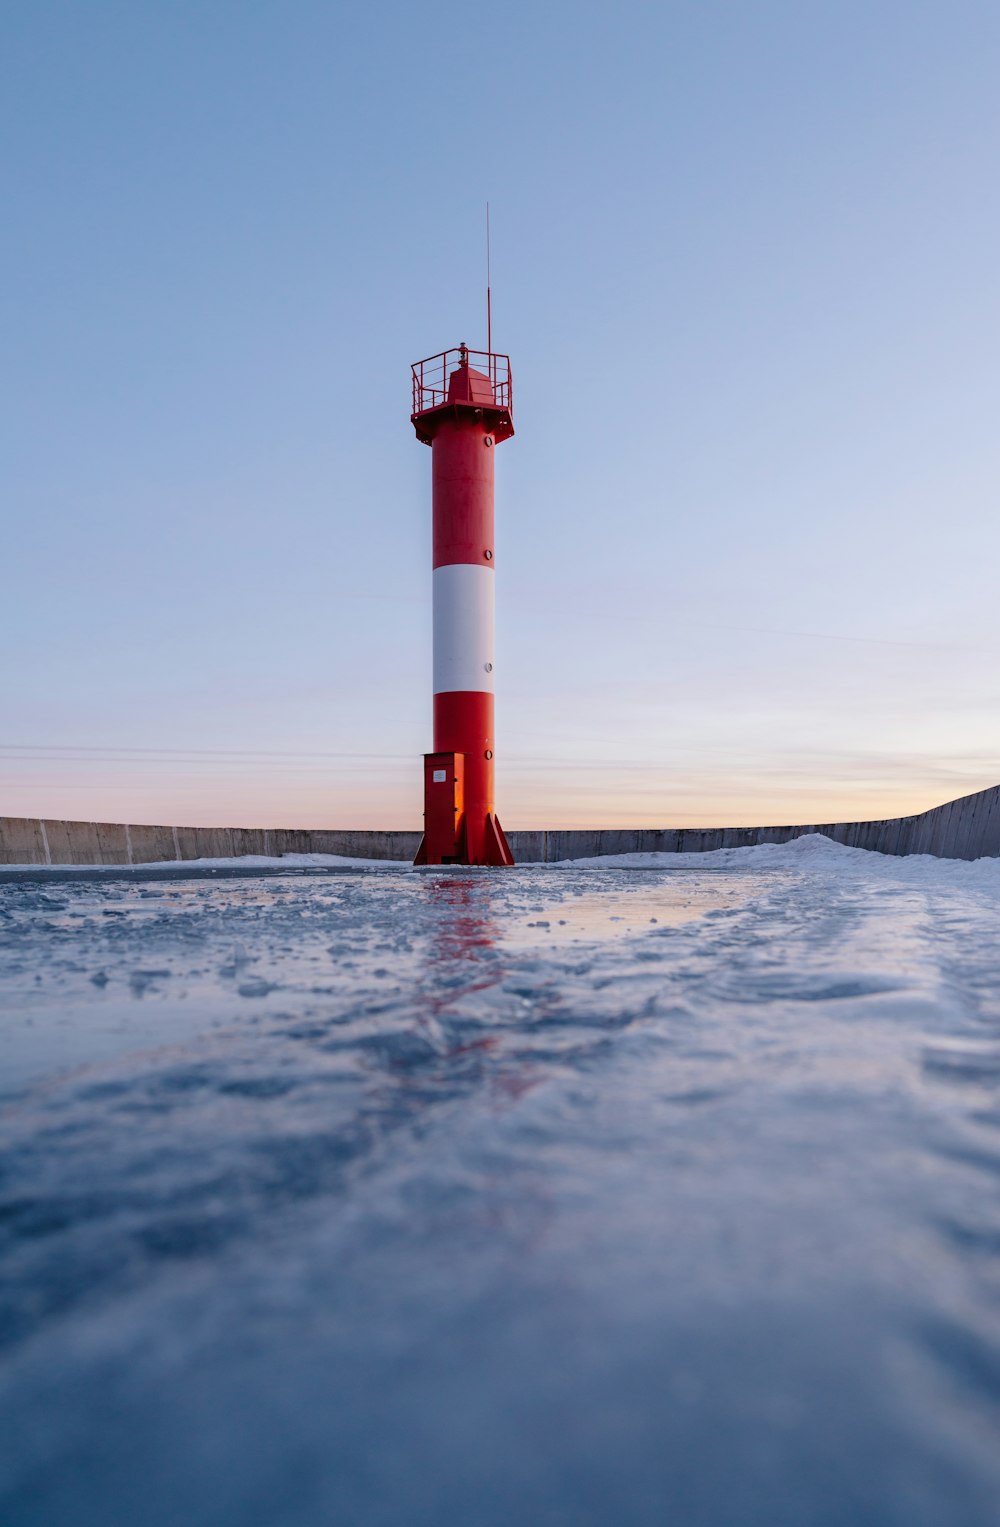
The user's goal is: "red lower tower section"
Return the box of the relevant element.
[411,344,514,867]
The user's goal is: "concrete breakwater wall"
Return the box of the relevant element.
[3,781,1000,866]
[0,820,422,868]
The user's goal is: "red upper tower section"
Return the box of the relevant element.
[411,343,514,446]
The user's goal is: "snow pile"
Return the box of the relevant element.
[566,830,1000,884]
[160,851,410,871]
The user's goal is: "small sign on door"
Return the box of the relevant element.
[432,769,447,783]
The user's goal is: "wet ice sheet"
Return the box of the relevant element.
[2,836,1000,1525]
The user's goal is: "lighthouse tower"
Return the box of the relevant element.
[411,343,515,867]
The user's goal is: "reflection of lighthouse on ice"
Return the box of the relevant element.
[412,342,515,866]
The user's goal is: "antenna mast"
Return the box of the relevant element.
[486,201,492,356]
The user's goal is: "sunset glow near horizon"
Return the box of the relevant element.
[4,2,1000,833]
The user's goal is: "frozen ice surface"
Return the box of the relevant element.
[2,835,1000,1525]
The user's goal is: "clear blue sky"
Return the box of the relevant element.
[3,1,999,829]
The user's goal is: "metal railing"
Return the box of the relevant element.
[411,345,512,417]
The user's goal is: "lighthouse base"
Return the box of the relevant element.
[413,812,514,867]
[414,751,514,867]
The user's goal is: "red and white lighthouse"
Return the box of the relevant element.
[411,343,515,867]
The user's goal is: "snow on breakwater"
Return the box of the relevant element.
[565,828,1000,881]
[2,840,1000,1524]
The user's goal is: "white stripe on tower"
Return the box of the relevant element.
[432,564,495,696]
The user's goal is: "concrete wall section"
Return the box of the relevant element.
[2,785,999,866]
[0,818,51,865]
[0,818,425,867]
[906,784,1000,860]
[506,823,901,862]
[509,787,999,861]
